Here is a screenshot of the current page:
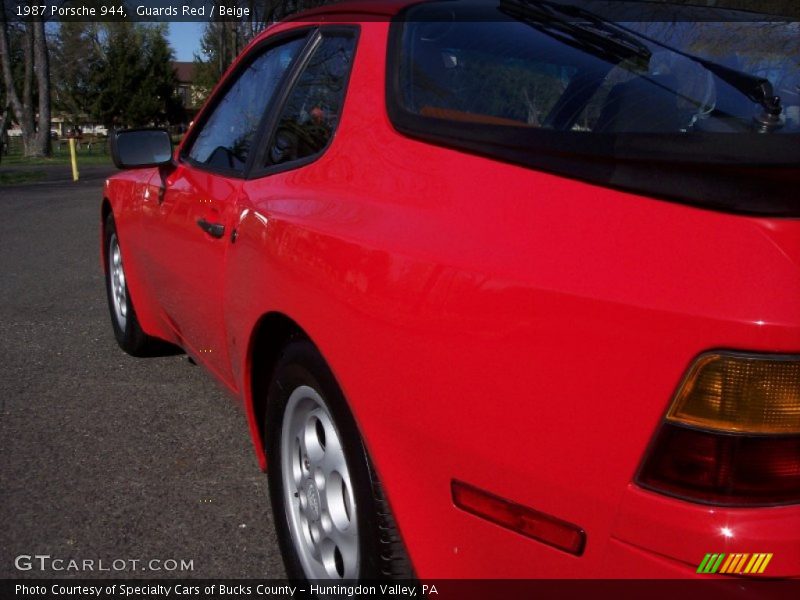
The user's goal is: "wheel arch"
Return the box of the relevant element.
[245,311,310,471]
[100,197,112,267]
[101,197,112,221]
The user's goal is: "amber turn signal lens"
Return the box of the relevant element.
[667,353,800,434]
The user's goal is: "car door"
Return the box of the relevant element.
[141,31,311,386]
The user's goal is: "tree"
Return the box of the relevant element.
[248,0,338,23]
[193,20,260,101]
[0,1,52,157]
[192,1,339,103]
[50,22,103,130]
[91,23,183,128]
[0,30,8,161]
[90,22,139,128]
[129,26,184,126]
[1,91,9,163]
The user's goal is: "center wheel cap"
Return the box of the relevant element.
[306,480,321,521]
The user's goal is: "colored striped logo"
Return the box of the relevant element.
[697,553,773,575]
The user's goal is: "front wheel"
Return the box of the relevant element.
[103,214,156,356]
[266,340,413,581]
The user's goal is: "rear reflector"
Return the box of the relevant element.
[451,480,586,556]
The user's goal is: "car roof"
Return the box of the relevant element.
[285,0,414,21]
[286,0,799,21]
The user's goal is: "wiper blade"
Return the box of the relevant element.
[499,0,652,66]
[608,20,783,127]
[508,0,783,127]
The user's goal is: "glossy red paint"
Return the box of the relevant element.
[102,8,800,578]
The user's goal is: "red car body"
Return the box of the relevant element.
[102,1,800,578]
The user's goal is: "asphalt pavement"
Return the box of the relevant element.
[0,168,285,579]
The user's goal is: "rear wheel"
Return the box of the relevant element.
[103,214,155,356]
[266,340,413,581]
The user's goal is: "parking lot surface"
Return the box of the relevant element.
[0,170,285,578]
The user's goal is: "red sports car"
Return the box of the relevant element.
[103,0,800,580]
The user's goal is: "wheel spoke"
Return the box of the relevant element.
[108,234,127,330]
[304,409,327,468]
[298,426,312,473]
[300,516,321,560]
[313,410,346,478]
[320,435,347,481]
[328,526,359,578]
[291,436,304,489]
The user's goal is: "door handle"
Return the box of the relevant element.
[196,218,225,239]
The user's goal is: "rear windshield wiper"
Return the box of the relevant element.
[608,19,783,129]
[499,0,652,66]
[507,0,783,129]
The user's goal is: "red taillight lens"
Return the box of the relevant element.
[638,423,800,506]
[638,352,800,506]
[452,480,586,555]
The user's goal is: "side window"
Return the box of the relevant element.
[186,37,306,173]
[268,34,356,166]
[399,21,582,128]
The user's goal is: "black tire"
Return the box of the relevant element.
[266,340,414,582]
[103,214,156,356]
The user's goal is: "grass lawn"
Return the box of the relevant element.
[1,145,115,186]
[2,134,183,169]
[0,170,48,185]
[2,135,113,167]
[1,152,113,167]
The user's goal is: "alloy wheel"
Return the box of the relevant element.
[281,385,359,579]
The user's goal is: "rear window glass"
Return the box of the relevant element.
[396,3,800,135]
[388,0,800,215]
[402,36,577,127]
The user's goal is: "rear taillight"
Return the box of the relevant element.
[637,352,800,506]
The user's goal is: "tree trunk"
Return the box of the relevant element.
[0,3,49,158]
[31,16,50,157]
[20,21,36,155]
[0,12,31,146]
[0,102,8,164]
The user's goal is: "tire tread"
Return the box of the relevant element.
[369,462,415,578]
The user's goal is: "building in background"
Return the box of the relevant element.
[172,61,203,123]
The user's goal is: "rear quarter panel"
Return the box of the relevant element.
[225,21,800,577]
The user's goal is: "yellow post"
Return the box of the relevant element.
[68,137,79,181]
